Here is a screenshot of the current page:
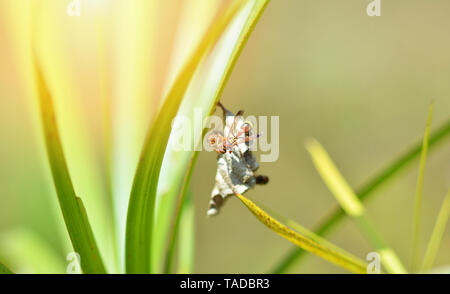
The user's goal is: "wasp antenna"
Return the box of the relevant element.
[217,101,234,120]
[217,101,225,110]
[217,101,230,113]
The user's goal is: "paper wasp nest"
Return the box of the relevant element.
[207,103,268,216]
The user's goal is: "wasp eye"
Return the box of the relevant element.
[243,121,253,132]
[208,134,216,145]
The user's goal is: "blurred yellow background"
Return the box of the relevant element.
[0,0,449,273]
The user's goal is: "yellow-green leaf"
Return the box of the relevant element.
[235,193,367,274]
[33,58,106,274]
[421,189,450,271]
[305,139,364,217]
[412,103,434,271]
[306,139,407,274]
[177,193,195,274]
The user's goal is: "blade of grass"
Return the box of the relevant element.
[235,193,368,274]
[421,189,450,272]
[176,192,195,274]
[33,58,106,274]
[412,103,434,271]
[125,1,244,274]
[306,139,407,274]
[161,0,270,273]
[255,201,375,268]
[0,262,13,274]
[272,118,450,274]
[164,153,198,274]
[31,2,115,272]
[112,0,159,273]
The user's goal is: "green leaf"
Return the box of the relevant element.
[255,202,375,269]
[163,154,198,274]
[177,193,195,274]
[154,0,271,273]
[305,139,407,274]
[421,190,450,272]
[412,103,434,271]
[111,0,160,273]
[271,118,450,274]
[236,193,368,274]
[33,58,106,274]
[125,1,247,274]
[30,2,117,272]
[305,139,365,218]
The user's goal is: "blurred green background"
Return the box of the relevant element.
[1,0,449,273]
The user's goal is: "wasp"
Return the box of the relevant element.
[207,102,269,216]
[207,102,259,154]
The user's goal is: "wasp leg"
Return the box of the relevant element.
[255,175,269,185]
[235,110,244,116]
[213,147,225,154]
[227,110,245,140]
[207,194,225,216]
